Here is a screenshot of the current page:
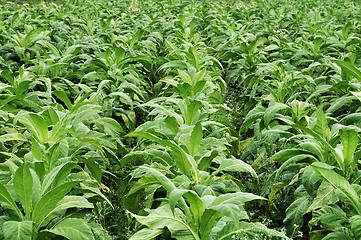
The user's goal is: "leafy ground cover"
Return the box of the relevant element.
[0,0,361,239]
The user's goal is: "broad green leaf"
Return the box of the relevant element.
[108,92,133,108]
[160,60,187,71]
[94,118,124,135]
[284,197,311,237]
[294,125,336,158]
[350,215,361,239]
[0,133,27,143]
[326,96,354,114]
[210,204,247,225]
[79,183,113,208]
[340,129,358,177]
[215,158,257,179]
[216,221,289,240]
[312,36,323,53]
[340,112,361,125]
[190,47,200,70]
[50,115,71,142]
[19,114,48,143]
[276,154,317,179]
[312,163,361,214]
[169,189,204,226]
[198,150,218,171]
[307,181,337,212]
[130,229,163,240]
[271,149,309,163]
[350,91,361,102]
[136,166,190,216]
[209,192,265,207]
[1,70,13,85]
[56,196,93,210]
[32,181,80,229]
[319,205,348,227]
[186,101,203,125]
[193,68,206,86]
[249,37,267,53]
[165,116,180,135]
[30,169,41,208]
[189,123,202,157]
[184,191,204,227]
[192,80,206,95]
[264,102,289,126]
[128,176,160,196]
[41,41,60,57]
[313,108,329,140]
[240,106,266,131]
[52,91,73,110]
[299,140,324,162]
[120,149,173,167]
[178,69,192,85]
[13,164,32,219]
[302,166,320,196]
[199,209,220,240]
[41,163,81,194]
[130,204,199,240]
[3,221,32,240]
[126,132,200,183]
[29,114,49,143]
[38,196,93,229]
[31,139,42,161]
[342,22,352,40]
[43,218,94,240]
[335,60,361,82]
[0,184,22,220]
[323,231,353,240]
[79,158,102,183]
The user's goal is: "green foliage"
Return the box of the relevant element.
[0,0,361,239]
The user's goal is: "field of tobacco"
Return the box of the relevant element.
[0,0,361,239]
